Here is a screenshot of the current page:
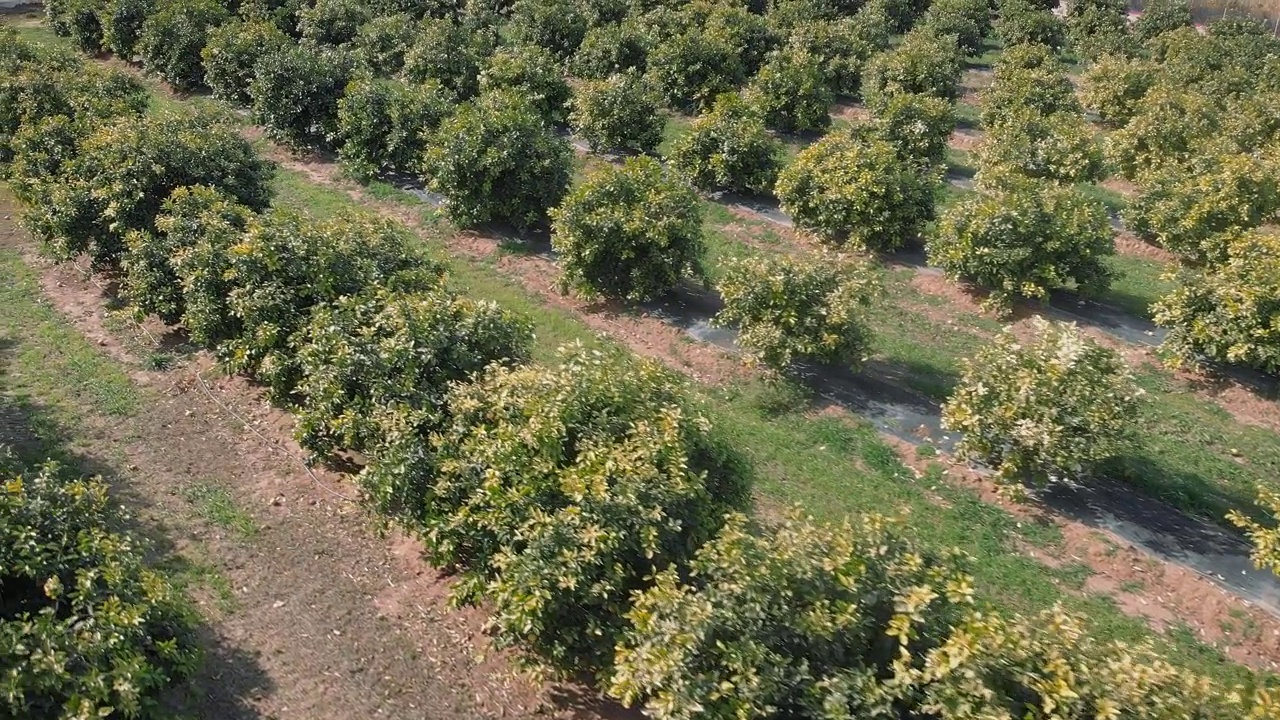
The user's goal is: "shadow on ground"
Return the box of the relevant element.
[0,338,273,720]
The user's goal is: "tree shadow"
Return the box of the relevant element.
[0,341,273,720]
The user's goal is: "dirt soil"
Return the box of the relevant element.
[0,199,617,720]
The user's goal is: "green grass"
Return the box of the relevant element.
[182,482,260,538]
[1102,253,1177,320]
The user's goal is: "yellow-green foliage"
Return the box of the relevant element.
[1230,487,1280,576]
[715,251,880,372]
[943,318,1144,483]
[1154,229,1280,375]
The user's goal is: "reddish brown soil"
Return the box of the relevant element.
[1,201,619,719]
[1115,231,1179,264]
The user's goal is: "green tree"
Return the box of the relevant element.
[250,43,356,149]
[137,0,229,90]
[867,91,956,169]
[297,0,372,46]
[610,511,975,719]
[337,77,453,180]
[1065,0,1135,59]
[1131,0,1190,42]
[202,20,290,106]
[570,73,664,154]
[944,318,1143,483]
[1078,54,1156,127]
[1,465,200,720]
[715,251,880,372]
[424,89,573,230]
[994,0,1065,49]
[646,29,745,111]
[747,44,833,133]
[928,177,1115,312]
[1155,229,1280,375]
[508,0,588,58]
[293,283,534,457]
[418,345,749,673]
[861,27,962,111]
[100,0,153,57]
[776,132,937,250]
[401,19,488,101]
[353,13,418,75]
[552,156,704,302]
[571,21,650,79]
[977,107,1103,184]
[667,92,782,195]
[918,0,992,54]
[1105,87,1220,181]
[784,12,890,96]
[479,44,572,125]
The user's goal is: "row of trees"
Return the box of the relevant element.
[8,28,1280,720]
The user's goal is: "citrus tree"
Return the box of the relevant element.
[1105,87,1221,181]
[715,251,880,372]
[293,283,534,457]
[860,27,962,111]
[1123,152,1280,265]
[424,89,573,230]
[1229,488,1280,576]
[645,28,746,111]
[297,0,372,46]
[507,0,588,58]
[868,91,956,169]
[250,43,356,150]
[928,177,1116,312]
[418,345,749,674]
[776,132,938,250]
[401,18,488,101]
[995,0,1065,48]
[552,155,705,302]
[610,511,975,719]
[136,0,229,91]
[1078,54,1156,127]
[784,12,890,96]
[746,44,833,133]
[666,92,782,195]
[479,44,572,125]
[942,318,1144,483]
[353,13,418,75]
[1131,0,1191,42]
[571,21,650,79]
[1,465,199,720]
[918,0,992,54]
[977,107,1104,184]
[337,77,452,180]
[202,20,290,106]
[570,73,664,154]
[1154,228,1280,375]
[100,0,153,57]
[1065,0,1135,59]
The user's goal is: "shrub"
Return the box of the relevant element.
[201,20,290,106]
[1131,0,1190,42]
[352,13,417,75]
[1,465,199,719]
[136,0,229,91]
[293,283,534,457]
[122,185,254,326]
[776,133,937,250]
[168,199,255,348]
[977,107,1103,184]
[219,210,424,398]
[507,0,588,58]
[928,178,1115,312]
[918,0,992,54]
[867,91,956,169]
[646,29,745,111]
[337,77,452,180]
[861,28,962,112]
[26,109,273,267]
[1065,0,1135,59]
[679,0,778,75]
[1123,152,1280,265]
[421,345,749,673]
[746,45,832,134]
[570,73,664,154]
[1230,488,1280,576]
[667,92,782,195]
[100,0,153,57]
[62,0,106,54]
[1154,229,1280,375]
[552,156,704,302]
[400,19,487,101]
[609,511,975,719]
[1105,87,1220,181]
[942,318,1143,482]
[571,22,649,79]
[238,0,310,36]
[1,62,147,165]
[424,89,572,230]
[785,13,889,96]
[716,252,879,372]
[994,0,1065,49]
[297,0,372,46]
[250,43,356,149]
[1078,54,1156,127]
[980,56,1080,123]
[479,45,571,125]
